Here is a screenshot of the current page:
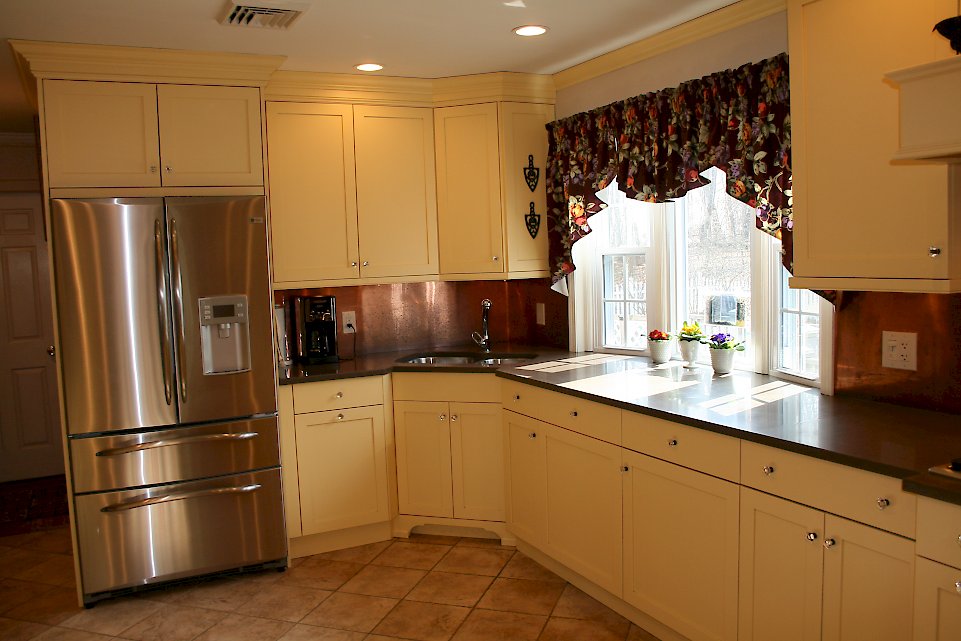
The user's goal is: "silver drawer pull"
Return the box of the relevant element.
[439,414,447,421]
[101,483,261,512]
[96,432,258,457]
[823,538,836,549]
[668,439,678,447]
[335,392,344,399]
[956,581,961,594]
[762,465,776,476]
[451,415,458,422]
[957,534,961,548]
[806,532,818,542]
[622,465,629,472]
[528,432,537,439]
[876,498,890,510]
[570,410,578,417]
[337,413,345,420]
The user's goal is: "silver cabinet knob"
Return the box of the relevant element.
[622,465,629,472]
[47,345,56,357]
[165,166,173,172]
[439,414,447,421]
[335,392,344,399]
[450,415,458,422]
[668,439,678,447]
[362,261,369,267]
[350,261,358,267]
[876,498,890,510]
[763,466,776,476]
[956,580,961,594]
[807,532,818,542]
[930,246,942,258]
[957,534,961,548]
[570,410,578,417]
[336,413,344,420]
[528,432,537,439]
[514,395,521,401]
[823,538,836,549]
[492,256,499,261]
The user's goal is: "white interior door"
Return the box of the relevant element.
[0,193,63,481]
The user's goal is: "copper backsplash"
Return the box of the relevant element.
[275,279,569,358]
[834,291,961,414]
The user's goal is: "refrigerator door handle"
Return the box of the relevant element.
[154,220,174,406]
[170,218,188,404]
[95,431,259,457]
[100,483,262,513]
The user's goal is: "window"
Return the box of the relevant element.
[571,168,830,388]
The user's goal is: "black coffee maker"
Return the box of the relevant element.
[290,296,338,363]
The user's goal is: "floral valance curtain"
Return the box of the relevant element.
[547,53,792,285]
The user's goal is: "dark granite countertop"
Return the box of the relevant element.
[277,347,961,506]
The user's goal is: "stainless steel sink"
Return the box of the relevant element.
[397,352,537,366]
[401,355,477,365]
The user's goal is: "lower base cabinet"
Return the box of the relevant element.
[739,487,914,641]
[623,450,739,641]
[914,556,961,640]
[295,406,389,535]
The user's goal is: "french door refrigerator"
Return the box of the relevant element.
[50,196,286,604]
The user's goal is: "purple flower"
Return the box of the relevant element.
[711,333,730,344]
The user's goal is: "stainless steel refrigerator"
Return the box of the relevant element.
[50,196,286,604]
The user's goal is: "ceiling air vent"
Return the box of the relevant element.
[220,1,308,29]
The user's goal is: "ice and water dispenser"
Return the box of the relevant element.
[198,295,252,375]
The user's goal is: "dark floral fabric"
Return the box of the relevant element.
[547,53,792,284]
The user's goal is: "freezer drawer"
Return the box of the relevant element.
[75,468,286,596]
[70,416,280,494]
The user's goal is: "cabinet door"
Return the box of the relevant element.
[449,402,504,521]
[738,487,824,641]
[266,102,360,283]
[157,85,263,186]
[504,410,548,546]
[43,80,161,188]
[499,102,553,276]
[914,556,961,641]
[294,405,388,535]
[394,400,453,518]
[353,106,438,278]
[822,514,915,641]
[623,450,739,641]
[434,103,504,276]
[789,0,957,281]
[544,424,622,596]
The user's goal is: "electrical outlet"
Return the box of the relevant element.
[881,331,917,371]
[342,311,356,333]
[536,302,546,326]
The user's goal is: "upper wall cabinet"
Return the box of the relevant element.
[43,80,263,188]
[434,101,554,279]
[788,0,961,293]
[267,103,438,287]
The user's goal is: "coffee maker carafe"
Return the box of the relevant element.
[291,296,338,363]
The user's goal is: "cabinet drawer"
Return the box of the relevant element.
[622,411,739,482]
[917,496,961,570]
[502,380,620,445]
[741,441,916,538]
[393,372,500,402]
[292,376,384,414]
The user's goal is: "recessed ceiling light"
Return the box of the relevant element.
[513,25,547,37]
[355,63,383,72]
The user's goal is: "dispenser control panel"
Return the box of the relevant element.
[198,295,251,375]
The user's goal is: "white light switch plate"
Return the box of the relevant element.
[881,331,917,371]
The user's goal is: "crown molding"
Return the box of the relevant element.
[431,72,555,107]
[10,40,286,107]
[265,71,435,106]
[552,0,786,90]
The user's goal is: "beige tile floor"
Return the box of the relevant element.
[0,527,660,641]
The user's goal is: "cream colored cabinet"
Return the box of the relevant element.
[354,105,438,279]
[623,450,739,641]
[914,497,961,640]
[43,79,263,188]
[433,101,553,279]
[266,102,359,283]
[503,410,548,546]
[392,373,503,522]
[788,0,961,292]
[279,376,390,539]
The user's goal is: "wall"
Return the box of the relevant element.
[834,292,961,414]
[275,279,569,358]
[555,11,787,119]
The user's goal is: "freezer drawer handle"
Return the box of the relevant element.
[95,432,259,457]
[100,483,262,513]
[170,218,188,404]
[154,219,174,406]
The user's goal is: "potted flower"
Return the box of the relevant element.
[705,332,745,375]
[677,321,705,368]
[647,329,672,364]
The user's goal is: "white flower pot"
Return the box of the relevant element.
[679,340,700,368]
[649,340,672,364]
[710,348,735,374]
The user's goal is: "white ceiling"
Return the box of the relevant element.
[0,0,738,132]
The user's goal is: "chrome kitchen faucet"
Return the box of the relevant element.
[472,299,493,352]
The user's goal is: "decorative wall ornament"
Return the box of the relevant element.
[523,154,540,192]
[525,202,540,239]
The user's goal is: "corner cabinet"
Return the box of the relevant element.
[434,101,554,279]
[914,497,961,640]
[787,0,961,293]
[266,102,438,286]
[43,80,263,188]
